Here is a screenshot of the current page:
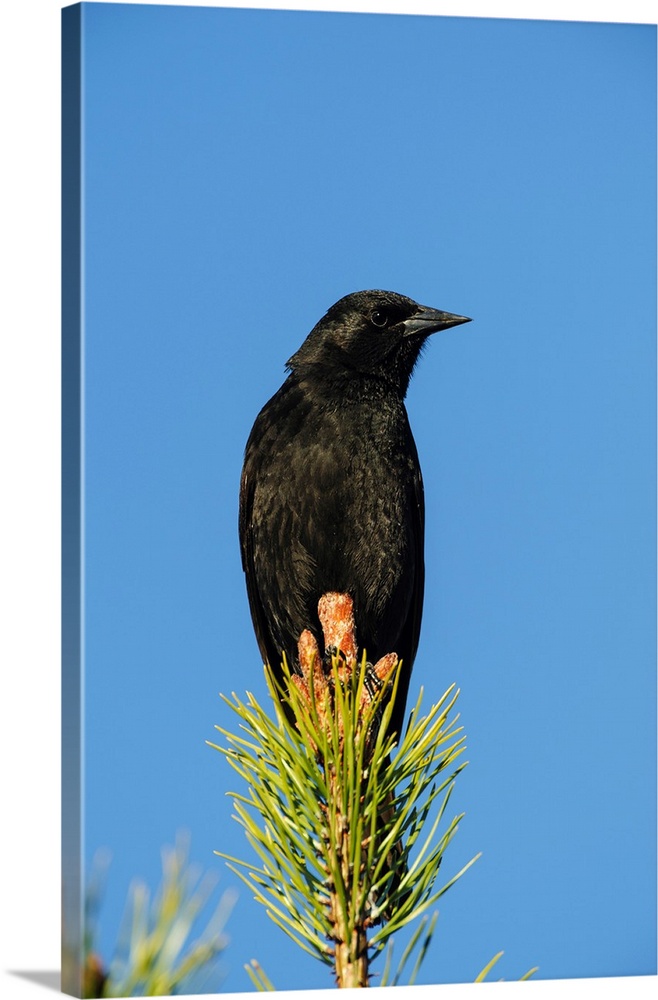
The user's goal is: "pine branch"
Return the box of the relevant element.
[211,593,478,988]
[80,835,236,998]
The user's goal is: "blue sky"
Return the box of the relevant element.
[69,2,655,992]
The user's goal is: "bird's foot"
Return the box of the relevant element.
[363,661,383,699]
[360,654,397,738]
[363,653,398,703]
[323,644,346,673]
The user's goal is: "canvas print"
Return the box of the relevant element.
[61,2,657,996]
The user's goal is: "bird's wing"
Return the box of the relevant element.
[238,377,310,678]
[390,436,425,739]
[239,448,275,671]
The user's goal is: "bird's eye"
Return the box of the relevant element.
[371,309,389,328]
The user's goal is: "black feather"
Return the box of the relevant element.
[239,289,470,738]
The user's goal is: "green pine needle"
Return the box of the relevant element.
[475,951,540,983]
[244,959,276,992]
[211,653,478,986]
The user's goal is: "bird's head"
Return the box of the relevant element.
[286,290,471,396]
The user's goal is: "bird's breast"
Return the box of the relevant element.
[256,395,417,575]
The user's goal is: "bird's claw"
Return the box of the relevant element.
[323,644,346,672]
[363,661,383,699]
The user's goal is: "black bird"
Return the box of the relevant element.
[239,290,470,738]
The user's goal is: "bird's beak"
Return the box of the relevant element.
[403,305,472,337]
